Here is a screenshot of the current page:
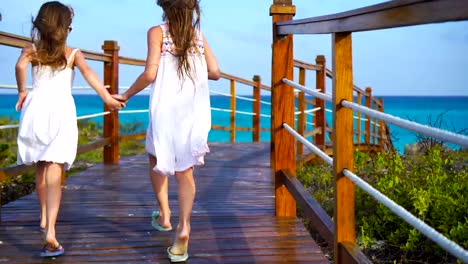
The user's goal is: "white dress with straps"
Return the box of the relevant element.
[17,48,79,170]
[145,24,211,175]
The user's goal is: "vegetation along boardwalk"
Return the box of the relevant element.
[0,142,329,263]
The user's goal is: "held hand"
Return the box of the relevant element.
[106,97,126,111]
[15,91,28,111]
[111,94,128,104]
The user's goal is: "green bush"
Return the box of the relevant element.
[297,147,468,263]
[1,117,146,204]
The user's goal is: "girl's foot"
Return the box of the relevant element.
[170,225,190,255]
[40,243,65,257]
[151,210,172,231]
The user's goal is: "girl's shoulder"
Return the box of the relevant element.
[147,25,164,41]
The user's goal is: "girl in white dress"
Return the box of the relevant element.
[15,1,124,257]
[112,0,220,261]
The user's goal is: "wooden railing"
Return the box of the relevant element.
[0,31,272,219]
[0,29,391,218]
[270,0,468,263]
[292,57,393,163]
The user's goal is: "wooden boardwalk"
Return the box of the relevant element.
[0,142,328,263]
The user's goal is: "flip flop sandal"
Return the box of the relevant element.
[167,246,189,262]
[40,243,65,257]
[151,210,173,231]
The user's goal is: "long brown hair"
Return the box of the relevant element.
[31,1,73,71]
[157,0,201,80]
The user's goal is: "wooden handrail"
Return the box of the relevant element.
[276,0,468,34]
[269,0,468,261]
[293,59,321,71]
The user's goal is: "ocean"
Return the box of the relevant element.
[0,94,467,154]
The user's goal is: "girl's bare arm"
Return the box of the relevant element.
[120,26,162,101]
[74,50,124,110]
[203,35,220,80]
[15,44,33,110]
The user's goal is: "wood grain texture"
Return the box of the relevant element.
[332,32,356,263]
[271,0,296,217]
[282,169,334,245]
[277,0,468,34]
[0,143,329,263]
[102,41,120,164]
[253,75,262,142]
[315,55,326,150]
[230,80,236,142]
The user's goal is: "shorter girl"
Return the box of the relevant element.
[15,1,124,257]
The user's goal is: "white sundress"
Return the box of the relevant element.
[17,48,79,170]
[145,24,211,175]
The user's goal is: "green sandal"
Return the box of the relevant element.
[151,210,172,231]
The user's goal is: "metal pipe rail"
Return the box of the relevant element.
[282,122,468,263]
[341,100,468,148]
[282,78,332,102]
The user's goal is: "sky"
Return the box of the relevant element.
[0,0,467,96]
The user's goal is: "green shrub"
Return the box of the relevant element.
[297,147,468,263]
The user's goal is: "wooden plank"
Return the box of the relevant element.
[271,0,296,217]
[118,56,145,66]
[0,164,36,181]
[119,133,146,143]
[76,138,110,155]
[0,31,29,48]
[294,59,321,71]
[282,169,334,245]
[277,0,468,34]
[338,242,372,264]
[0,143,329,263]
[332,32,356,263]
[220,72,256,87]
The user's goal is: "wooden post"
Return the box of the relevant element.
[102,40,120,164]
[365,87,372,145]
[297,68,306,157]
[252,75,261,142]
[230,79,236,142]
[332,32,356,263]
[372,100,378,145]
[270,0,296,217]
[315,55,326,150]
[356,92,362,144]
[378,99,384,147]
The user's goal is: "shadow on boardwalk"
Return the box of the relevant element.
[0,142,328,263]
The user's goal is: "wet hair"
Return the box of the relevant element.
[31,1,73,71]
[157,0,201,80]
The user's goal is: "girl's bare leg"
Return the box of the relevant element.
[44,162,63,246]
[36,162,47,229]
[149,154,171,228]
[171,167,195,255]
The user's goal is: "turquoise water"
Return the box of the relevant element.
[1,94,466,153]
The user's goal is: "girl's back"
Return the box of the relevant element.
[146,23,211,176]
[17,47,79,170]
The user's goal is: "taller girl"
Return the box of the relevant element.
[113,0,220,262]
[15,1,124,257]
